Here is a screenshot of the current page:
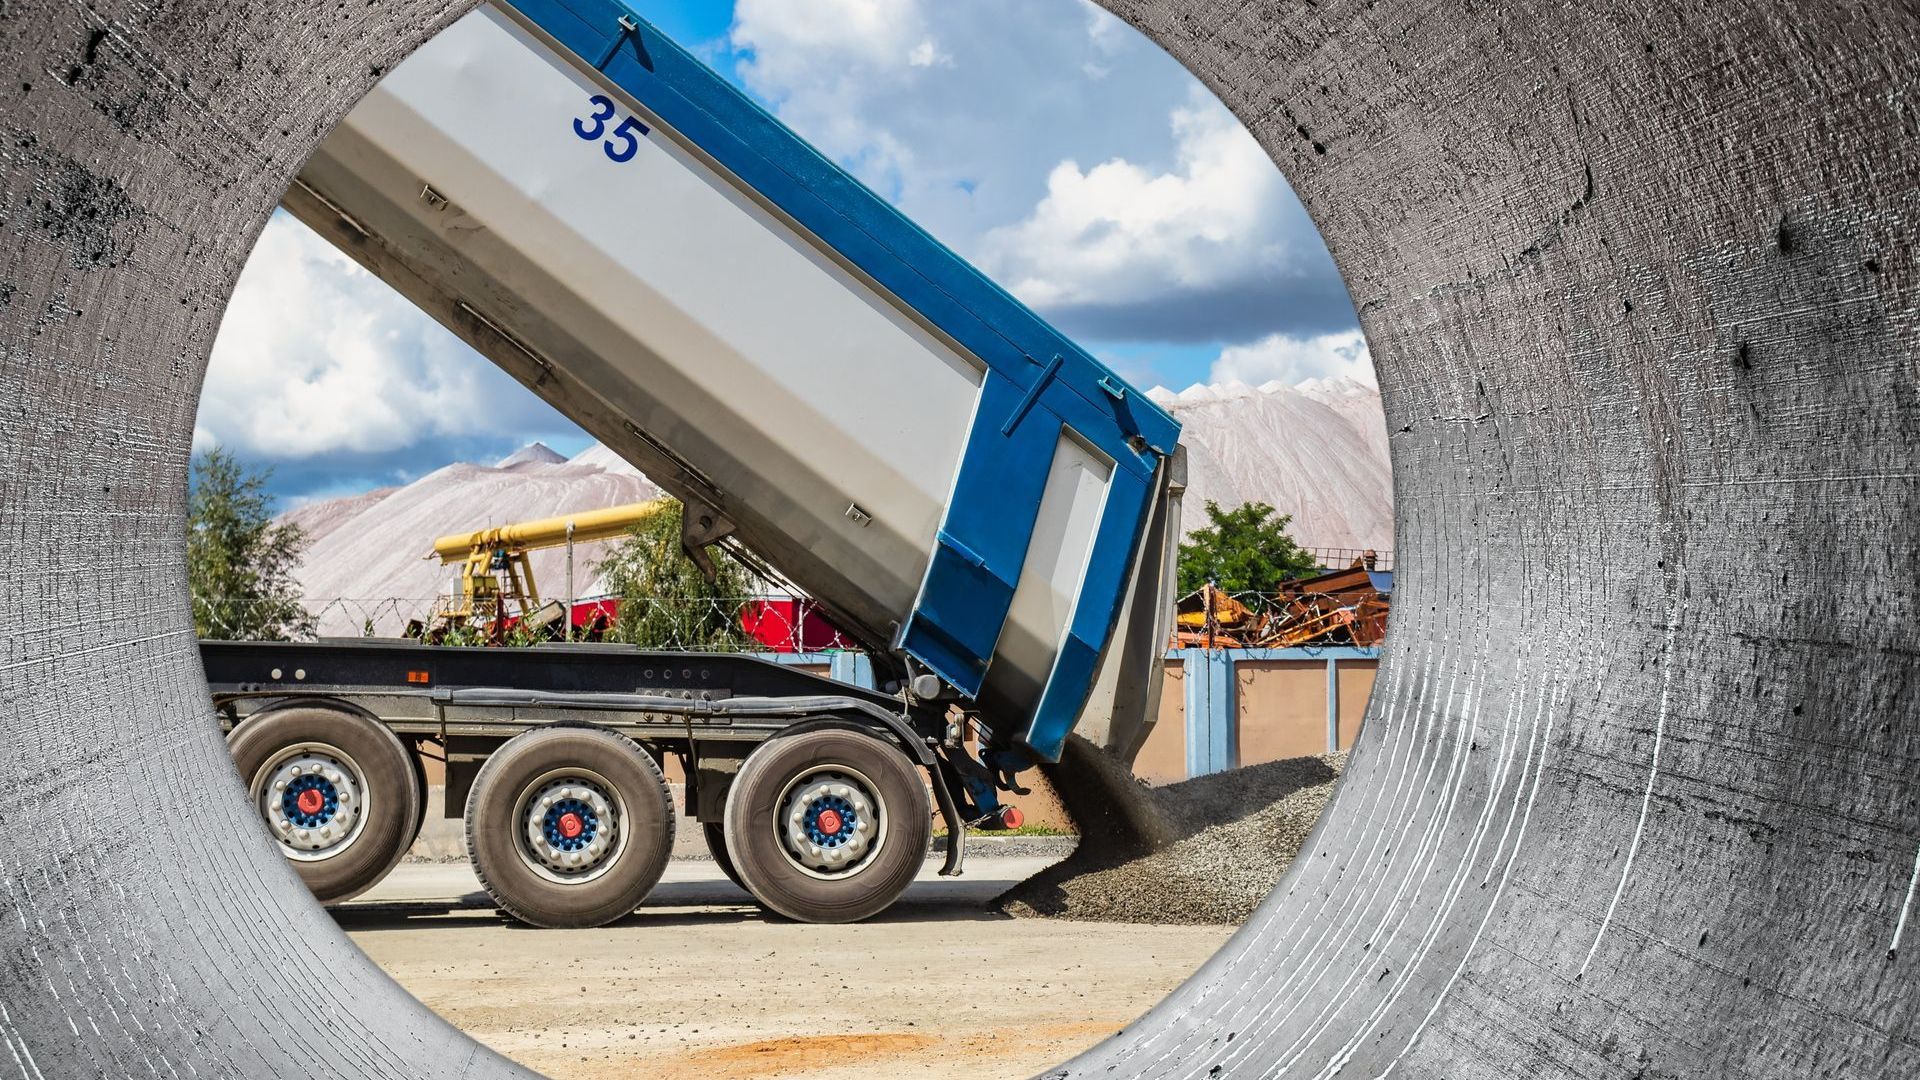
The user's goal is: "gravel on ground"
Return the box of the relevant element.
[997,748,1346,925]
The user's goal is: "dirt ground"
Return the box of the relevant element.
[341,860,1232,1079]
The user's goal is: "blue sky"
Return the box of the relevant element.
[201,0,1367,507]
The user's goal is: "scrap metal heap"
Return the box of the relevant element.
[1173,557,1391,650]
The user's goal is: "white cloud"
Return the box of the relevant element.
[730,0,948,201]
[977,89,1300,311]
[202,212,569,461]
[728,2,1212,240]
[1209,330,1376,388]
[731,0,930,67]
[726,2,1353,345]
[907,40,951,68]
[1078,0,1127,77]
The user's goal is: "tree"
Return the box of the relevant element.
[188,447,313,640]
[596,499,759,650]
[1176,499,1321,597]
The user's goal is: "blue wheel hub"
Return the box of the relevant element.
[542,798,600,852]
[803,795,858,847]
[780,773,879,874]
[281,774,339,828]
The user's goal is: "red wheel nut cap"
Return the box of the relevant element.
[296,789,325,816]
[816,808,844,835]
[558,812,585,839]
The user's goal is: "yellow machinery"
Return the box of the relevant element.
[427,498,671,634]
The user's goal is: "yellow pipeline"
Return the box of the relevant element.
[429,498,672,563]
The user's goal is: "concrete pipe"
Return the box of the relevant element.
[0,3,1914,1079]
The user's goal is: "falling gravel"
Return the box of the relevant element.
[997,748,1347,926]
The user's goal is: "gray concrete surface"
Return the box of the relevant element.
[340,867,1232,1080]
[336,858,1229,1079]
[353,856,1066,911]
[2,2,1917,1079]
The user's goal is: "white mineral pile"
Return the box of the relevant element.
[1148,376,1392,553]
[282,379,1391,633]
[282,443,662,635]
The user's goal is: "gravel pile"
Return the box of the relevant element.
[933,833,1081,859]
[997,746,1346,926]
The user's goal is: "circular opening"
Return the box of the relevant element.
[14,0,1912,1071]
[194,1,1385,1075]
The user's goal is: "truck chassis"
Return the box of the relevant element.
[206,639,978,925]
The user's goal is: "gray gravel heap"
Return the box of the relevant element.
[997,751,1347,926]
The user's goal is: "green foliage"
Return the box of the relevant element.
[596,500,758,650]
[188,447,312,640]
[431,619,545,648]
[1176,499,1321,597]
[934,823,1076,838]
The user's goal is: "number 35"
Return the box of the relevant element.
[572,94,650,163]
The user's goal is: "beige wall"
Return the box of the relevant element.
[1237,659,1334,763]
[1234,657,1378,763]
[1334,661,1375,751]
[1131,658,1190,785]
[1051,653,1377,803]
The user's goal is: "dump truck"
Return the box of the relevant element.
[205,0,1183,927]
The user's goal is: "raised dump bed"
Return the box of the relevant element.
[288,1,1183,762]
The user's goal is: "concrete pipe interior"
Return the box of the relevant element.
[2,2,1916,1079]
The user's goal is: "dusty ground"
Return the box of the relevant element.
[341,859,1233,1079]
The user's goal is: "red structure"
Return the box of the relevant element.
[739,598,858,653]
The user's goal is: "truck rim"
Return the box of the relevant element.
[774,765,886,879]
[514,768,626,885]
[252,742,369,863]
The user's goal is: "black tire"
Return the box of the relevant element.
[723,726,930,923]
[408,738,430,853]
[465,726,674,929]
[228,705,424,905]
[703,821,747,891]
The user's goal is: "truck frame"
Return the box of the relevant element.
[208,637,977,924]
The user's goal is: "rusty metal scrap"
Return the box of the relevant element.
[1172,565,1391,650]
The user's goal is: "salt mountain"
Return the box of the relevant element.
[282,378,1390,635]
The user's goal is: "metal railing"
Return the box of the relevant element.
[1302,547,1393,572]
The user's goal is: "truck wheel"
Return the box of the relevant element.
[465,726,674,929]
[228,705,424,904]
[723,727,930,923]
[702,821,746,891]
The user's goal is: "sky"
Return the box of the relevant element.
[200,0,1369,507]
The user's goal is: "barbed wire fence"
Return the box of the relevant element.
[1171,582,1392,651]
[200,561,1392,653]
[194,594,854,654]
